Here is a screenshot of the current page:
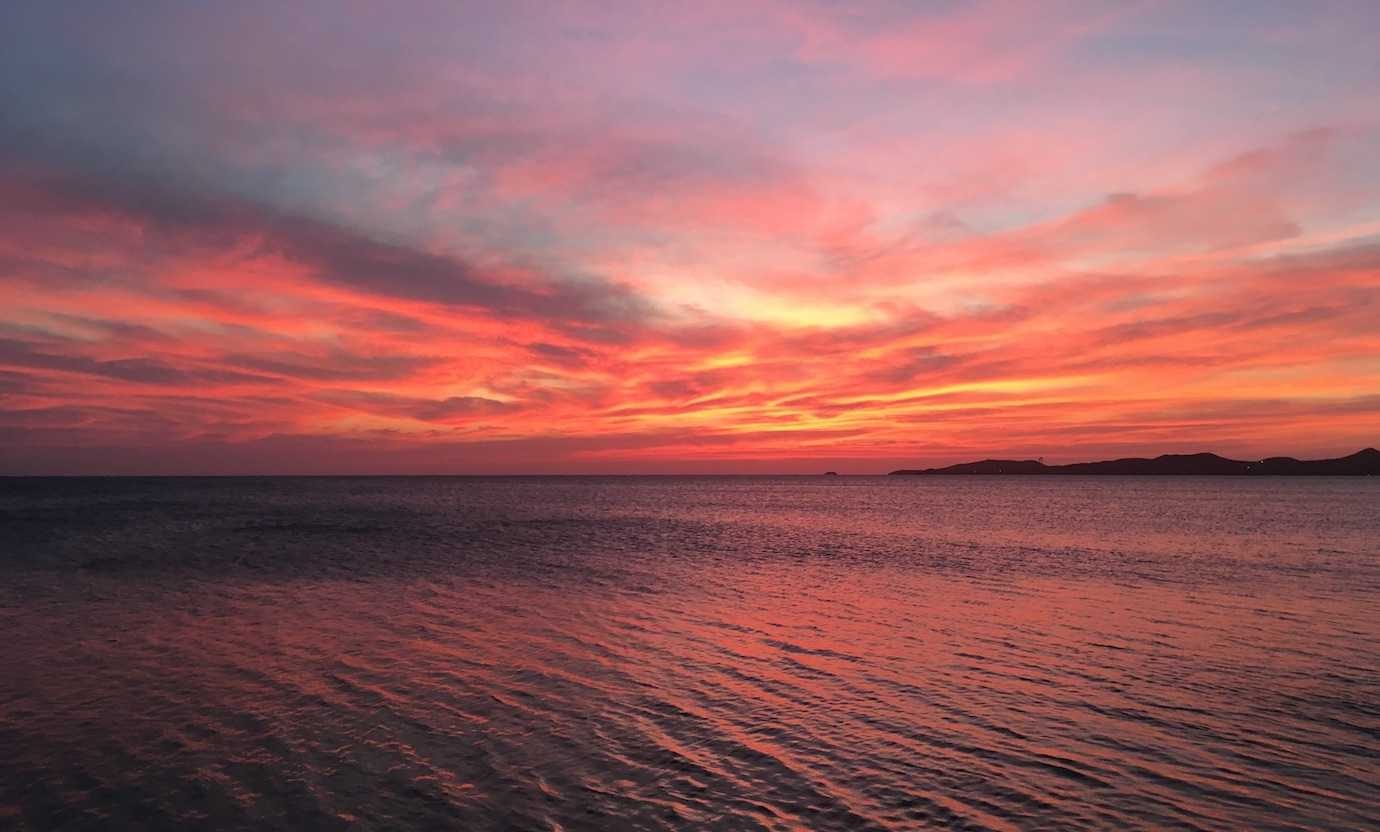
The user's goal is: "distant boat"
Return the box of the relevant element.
[823,471,840,476]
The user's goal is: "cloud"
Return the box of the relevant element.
[2,4,1379,471]
[0,337,274,386]
[0,164,659,331]
[312,390,520,423]
[224,352,441,383]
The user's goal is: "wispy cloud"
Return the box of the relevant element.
[2,2,1378,472]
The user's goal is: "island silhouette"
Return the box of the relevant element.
[890,448,1380,476]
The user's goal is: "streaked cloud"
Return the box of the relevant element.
[2,1,1378,472]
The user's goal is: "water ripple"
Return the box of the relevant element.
[1,476,1378,830]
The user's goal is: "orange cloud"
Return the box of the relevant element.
[2,3,1379,471]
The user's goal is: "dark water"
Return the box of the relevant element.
[2,476,1378,831]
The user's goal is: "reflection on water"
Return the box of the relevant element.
[2,477,1378,830]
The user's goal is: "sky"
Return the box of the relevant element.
[2,1,1379,474]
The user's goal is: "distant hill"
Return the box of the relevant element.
[889,448,1380,476]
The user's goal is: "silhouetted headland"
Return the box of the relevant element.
[890,448,1380,476]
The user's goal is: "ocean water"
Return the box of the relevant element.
[1,476,1377,831]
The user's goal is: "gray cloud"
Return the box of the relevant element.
[3,164,661,338]
[0,338,275,386]
[312,390,520,423]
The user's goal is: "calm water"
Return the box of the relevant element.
[1,476,1377,831]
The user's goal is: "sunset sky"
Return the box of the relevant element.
[3,1,1379,473]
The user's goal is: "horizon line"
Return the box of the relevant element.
[5,446,1375,479]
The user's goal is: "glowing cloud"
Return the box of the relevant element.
[2,2,1378,472]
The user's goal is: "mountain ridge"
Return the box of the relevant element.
[889,448,1380,476]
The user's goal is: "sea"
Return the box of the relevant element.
[1,476,1377,831]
